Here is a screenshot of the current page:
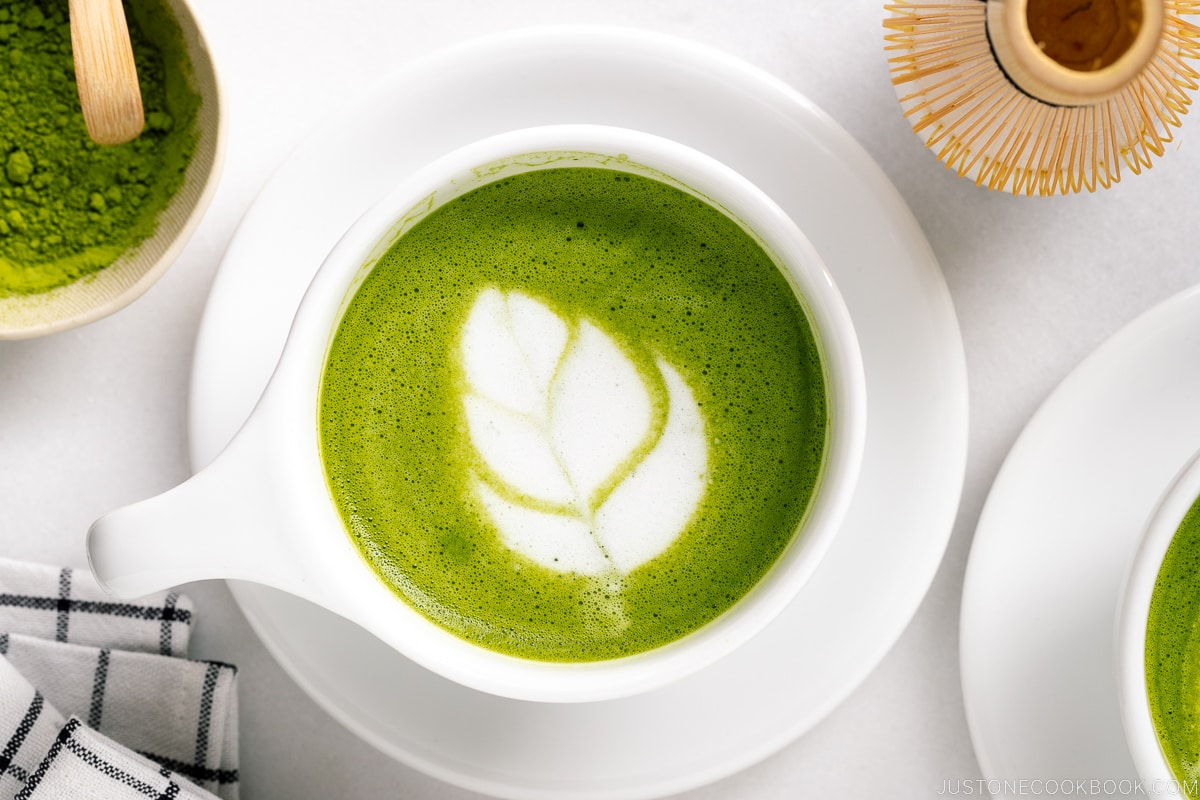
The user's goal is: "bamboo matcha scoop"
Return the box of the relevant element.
[69,0,144,146]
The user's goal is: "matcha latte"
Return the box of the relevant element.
[318,166,828,662]
[1146,492,1200,794]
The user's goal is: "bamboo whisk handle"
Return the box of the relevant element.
[987,0,1165,106]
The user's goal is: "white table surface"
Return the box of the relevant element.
[3,1,1200,797]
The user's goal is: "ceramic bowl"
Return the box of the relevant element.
[90,124,866,702]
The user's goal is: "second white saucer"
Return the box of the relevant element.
[963,285,1200,793]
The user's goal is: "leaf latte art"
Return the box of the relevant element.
[461,289,707,575]
[318,166,827,661]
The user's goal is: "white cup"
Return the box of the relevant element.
[87,125,866,702]
[1117,448,1200,796]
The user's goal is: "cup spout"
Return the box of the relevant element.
[87,414,296,600]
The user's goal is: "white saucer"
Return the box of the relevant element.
[189,26,967,799]
[962,285,1200,792]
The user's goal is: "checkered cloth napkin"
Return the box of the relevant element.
[0,560,238,800]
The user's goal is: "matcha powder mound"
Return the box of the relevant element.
[0,0,200,296]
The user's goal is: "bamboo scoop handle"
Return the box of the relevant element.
[69,0,144,146]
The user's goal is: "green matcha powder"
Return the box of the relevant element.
[0,0,199,296]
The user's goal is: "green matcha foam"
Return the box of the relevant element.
[1146,492,1200,795]
[318,166,827,662]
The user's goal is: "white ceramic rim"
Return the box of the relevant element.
[0,0,227,339]
[1117,447,1200,792]
[260,123,866,703]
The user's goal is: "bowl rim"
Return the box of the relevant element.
[263,123,868,701]
[1116,447,1200,793]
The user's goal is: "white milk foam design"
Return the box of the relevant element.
[460,288,708,576]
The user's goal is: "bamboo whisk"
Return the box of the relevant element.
[884,0,1200,195]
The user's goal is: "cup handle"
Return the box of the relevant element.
[87,412,298,600]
